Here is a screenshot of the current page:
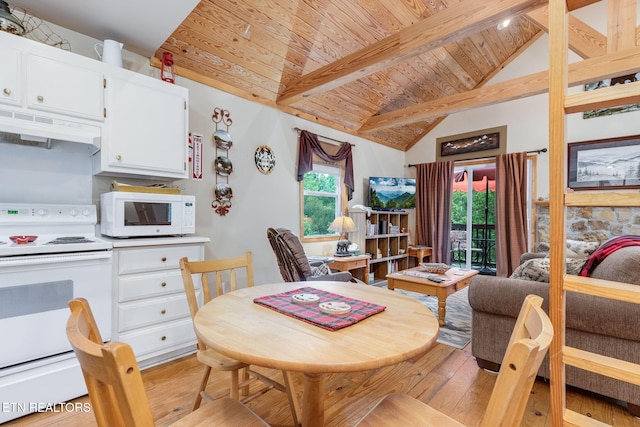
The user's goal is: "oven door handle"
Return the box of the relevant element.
[0,251,112,267]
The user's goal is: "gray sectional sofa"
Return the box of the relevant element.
[468,245,640,416]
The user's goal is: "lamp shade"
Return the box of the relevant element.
[328,216,356,234]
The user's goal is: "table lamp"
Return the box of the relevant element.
[328,216,356,256]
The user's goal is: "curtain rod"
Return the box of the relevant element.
[293,127,355,146]
[407,148,547,167]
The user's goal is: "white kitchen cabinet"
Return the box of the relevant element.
[0,45,20,106]
[112,242,204,368]
[26,54,104,121]
[97,74,188,180]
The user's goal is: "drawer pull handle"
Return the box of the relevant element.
[161,309,166,315]
[3,88,10,95]
[37,95,44,102]
[161,336,167,341]
[161,282,167,287]
[161,257,167,262]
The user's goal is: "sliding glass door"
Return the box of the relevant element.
[451,163,496,274]
[451,158,534,274]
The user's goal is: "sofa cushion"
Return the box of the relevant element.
[590,246,640,285]
[566,239,600,257]
[510,257,586,282]
[535,239,599,258]
[310,262,330,277]
[469,274,640,343]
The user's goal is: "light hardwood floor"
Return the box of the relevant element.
[6,342,640,426]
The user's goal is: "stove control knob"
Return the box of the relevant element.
[36,208,48,216]
[82,208,92,216]
[69,208,78,217]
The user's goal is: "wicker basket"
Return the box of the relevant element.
[421,263,450,274]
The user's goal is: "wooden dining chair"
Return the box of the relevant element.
[180,253,300,426]
[66,298,269,427]
[355,294,553,427]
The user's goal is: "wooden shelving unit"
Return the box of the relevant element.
[349,209,410,282]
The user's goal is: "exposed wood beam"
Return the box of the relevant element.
[276,0,547,106]
[565,80,640,113]
[526,6,606,58]
[607,0,637,52]
[360,47,640,132]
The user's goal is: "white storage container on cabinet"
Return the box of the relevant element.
[112,242,205,368]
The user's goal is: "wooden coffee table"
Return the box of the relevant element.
[386,267,479,326]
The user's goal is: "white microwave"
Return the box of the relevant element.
[100,192,196,238]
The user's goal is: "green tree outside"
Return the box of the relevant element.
[303,171,338,236]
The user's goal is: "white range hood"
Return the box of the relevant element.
[0,105,101,148]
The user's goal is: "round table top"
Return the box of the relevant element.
[194,281,439,374]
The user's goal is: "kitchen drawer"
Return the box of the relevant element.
[118,318,195,358]
[118,293,195,332]
[117,269,201,303]
[117,245,201,274]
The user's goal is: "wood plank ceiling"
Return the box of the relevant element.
[154,0,599,151]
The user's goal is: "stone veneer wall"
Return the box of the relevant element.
[536,203,640,248]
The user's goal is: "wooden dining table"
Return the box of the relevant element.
[193,281,439,427]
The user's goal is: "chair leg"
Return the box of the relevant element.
[192,365,212,411]
[282,370,301,427]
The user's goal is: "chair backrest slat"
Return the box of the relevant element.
[67,298,155,427]
[180,252,254,350]
[479,294,553,427]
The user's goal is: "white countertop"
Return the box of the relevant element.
[102,235,210,248]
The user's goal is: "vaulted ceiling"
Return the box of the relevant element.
[153,0,607,151]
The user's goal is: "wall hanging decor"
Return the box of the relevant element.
[254,145,275,174]
[568,134,640,190]
[436,125,507,162]
[211,107,233,216]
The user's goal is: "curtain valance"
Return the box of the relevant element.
[297,130,354,200]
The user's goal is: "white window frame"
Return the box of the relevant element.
[300,163,345,242]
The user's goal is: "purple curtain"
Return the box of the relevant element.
[415,161,454,263]
[495,152,528,277]
[297,130,355,200]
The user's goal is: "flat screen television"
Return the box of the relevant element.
[368,177,416,210]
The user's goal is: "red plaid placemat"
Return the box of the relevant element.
[253,286,386,331]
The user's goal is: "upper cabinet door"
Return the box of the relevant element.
[102,75,188,179]
[26,54,104,121]
[0,46,20,106]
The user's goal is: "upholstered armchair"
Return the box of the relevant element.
[267,227,353,282]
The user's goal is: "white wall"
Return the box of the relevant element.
[39,22,405,284]
[407,1,640,200]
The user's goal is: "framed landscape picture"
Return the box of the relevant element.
[568,135,640,190]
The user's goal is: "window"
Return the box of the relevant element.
[300,164,345,240]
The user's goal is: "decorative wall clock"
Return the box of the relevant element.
[211,107,233,216]
[254,145,275,174]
